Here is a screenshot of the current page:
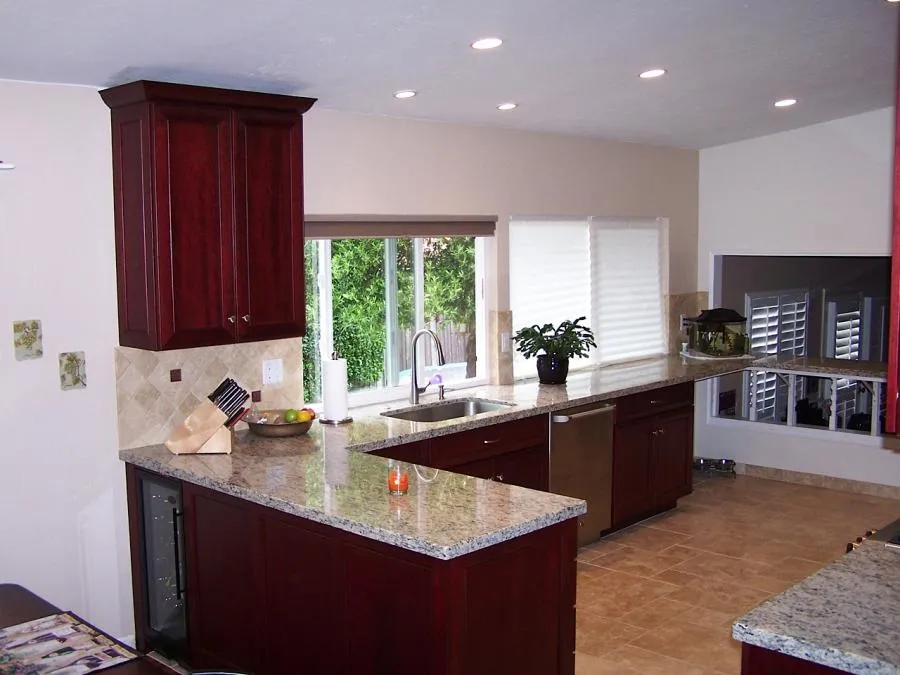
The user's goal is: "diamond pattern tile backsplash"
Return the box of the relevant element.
[115,338,302,449]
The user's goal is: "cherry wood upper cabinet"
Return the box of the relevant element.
[100,81,316,350]
[886,29,900,433]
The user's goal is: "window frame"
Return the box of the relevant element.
[304,228,490,408]
[508,215,669,378]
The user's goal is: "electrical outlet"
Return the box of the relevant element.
[262,359,283,385]
[500,332,512,353]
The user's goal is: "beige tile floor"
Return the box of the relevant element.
[574,473,900,675]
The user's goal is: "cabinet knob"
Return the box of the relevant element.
[241,314,251,323]
[227,315,236,324]
[651,429,660,436]
[495,473,504,482]
[658,427,665,435]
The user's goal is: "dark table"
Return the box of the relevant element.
[0,583,172,674]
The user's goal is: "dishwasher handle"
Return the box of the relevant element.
[552,405,615,424]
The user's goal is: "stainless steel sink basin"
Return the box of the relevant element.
[381,398,514,422]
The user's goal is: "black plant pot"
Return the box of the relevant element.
[536,355,569,384]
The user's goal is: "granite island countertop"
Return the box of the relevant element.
[733,541,900,674]
[119,353,883,562]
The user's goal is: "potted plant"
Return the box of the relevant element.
[512,316,596,384]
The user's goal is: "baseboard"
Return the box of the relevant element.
[736,463,900,500]
[119,634,135,648]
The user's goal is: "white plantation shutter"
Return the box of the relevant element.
[779,299,807,355]
[591,219,667,364]
[509,221,592,376]
[749,296,779,354]
[509,217,667,375]
[745,290,808,421]
[833,309,861,360]
[826,296,862,426]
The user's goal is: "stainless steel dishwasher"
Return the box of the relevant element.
[549,402,615,546]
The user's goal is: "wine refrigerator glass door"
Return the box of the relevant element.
[138,471,187,657]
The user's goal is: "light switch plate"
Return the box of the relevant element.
[500,332,512,353]
[262,358,283,385]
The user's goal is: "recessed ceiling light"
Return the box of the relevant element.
[393,90,417,99]
[471,37,503,50]
[639,68,667,79]
[497,102,518,111]
[773,98,797,108]
[887,1,899,4]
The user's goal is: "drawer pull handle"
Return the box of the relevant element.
[227,315,236,324]
[241,314,251,323]
[650,399,661,404]
[495,474,504,482]
[483,438,500,445]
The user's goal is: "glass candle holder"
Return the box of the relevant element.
[387,460,409,495]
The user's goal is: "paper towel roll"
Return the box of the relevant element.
[322,358,349,422]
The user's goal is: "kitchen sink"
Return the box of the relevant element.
[381,398,514,423]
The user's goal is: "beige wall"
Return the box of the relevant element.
[302,108,700,307]
[0,79,699,640]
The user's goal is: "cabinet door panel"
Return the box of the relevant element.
[343,545,439,675]
[111,105,159,349]
[612,419,654,529]
[154,105,235,349]
[264,517,345,674]
[497,444,548,491]
[447,455,497,480]
[233,109,306,341]
[652,408,694,508]
[183,486,263,672]
[460,529,564,675]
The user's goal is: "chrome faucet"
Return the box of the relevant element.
[410,329,446,404]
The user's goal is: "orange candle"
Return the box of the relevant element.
[387,465,409,495]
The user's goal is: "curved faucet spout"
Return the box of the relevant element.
[410,329,446,404]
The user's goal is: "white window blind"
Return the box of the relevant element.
[509,221,591,376]
[745,290,808,421]
[509,217,667,376]
[591,220,666,364]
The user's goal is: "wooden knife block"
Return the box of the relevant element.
[165,399,233,455]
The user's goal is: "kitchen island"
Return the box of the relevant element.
[120,354,750,675]
[733,541,900,674]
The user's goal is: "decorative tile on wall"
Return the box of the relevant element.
[13,319,42,360]
[114,338,302,449]
[59,351,86,390]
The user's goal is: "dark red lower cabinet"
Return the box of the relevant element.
[127,465,577,675]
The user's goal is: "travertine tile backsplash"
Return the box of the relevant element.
[668,291,709,353]
[115,338,302,449]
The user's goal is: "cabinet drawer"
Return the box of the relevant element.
[367,439,431,465]
[430,415,547,469]
[616,382,694,422]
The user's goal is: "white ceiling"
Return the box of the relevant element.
[1,0,897,148]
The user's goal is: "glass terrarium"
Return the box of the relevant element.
[683,308,748,358]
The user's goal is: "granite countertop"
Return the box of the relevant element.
[733,542,900,674]
[752,355,887,381]
[119,353,880,561]
[120,354,745,560]
[121,433,586,560]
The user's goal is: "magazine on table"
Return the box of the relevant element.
[0,612,137,674]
